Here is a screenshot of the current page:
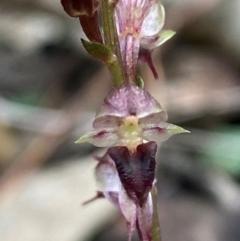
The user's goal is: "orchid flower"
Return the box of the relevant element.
[88,144,156,241]
[76,84,187,149]
[79,84,188,241]
[115,0,175,80]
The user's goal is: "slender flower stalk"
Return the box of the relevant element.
[101,0,125,86]
[151,187,162,241]
[61,1,188,240]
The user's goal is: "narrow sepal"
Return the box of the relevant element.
[118,187,137,241]
[142,123,190,143]
[141,30,176,50]
[155,30,176,47]
[137,193,153,241]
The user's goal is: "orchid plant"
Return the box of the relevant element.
[61,0,188,240]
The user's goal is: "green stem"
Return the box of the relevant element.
[151,188,162,241]
[101,0,124,87]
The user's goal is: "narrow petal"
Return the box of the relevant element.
[139,112,168,126]
[95,84,164,121]
[108,142,157,206]
[118,187,137,241]
[143,123,190,143]
[93,116,122,129]
[123,35,140,82]
[75,129,119,147]
[136,193,153,241]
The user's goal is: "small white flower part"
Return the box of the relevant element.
[140,3,165,37]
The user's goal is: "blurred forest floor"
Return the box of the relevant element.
[1,0,240,241]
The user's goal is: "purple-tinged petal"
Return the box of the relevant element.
[139,112,168,126]
[104,192,119,206]
[136,193,153,241]
[95,84,164,121]
[93,116,122,129]
[75,128,119,147]
[142,123,190,143]
[115,0,156,36]
[108,142,157,206]
[95,153,120,192]
[118,187,137,241]
[122,34,140,82]
[95,153,121,205]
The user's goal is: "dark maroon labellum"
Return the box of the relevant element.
[108,141,157,206]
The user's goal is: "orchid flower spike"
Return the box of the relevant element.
[61,1,189,240]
